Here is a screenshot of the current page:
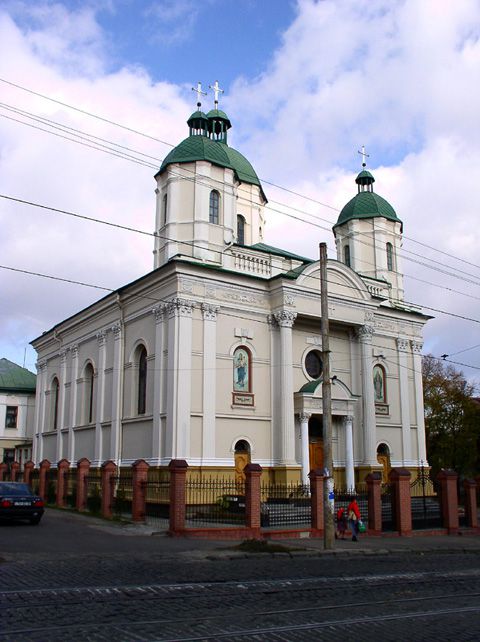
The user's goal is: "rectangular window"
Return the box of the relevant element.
[5,406,18,428]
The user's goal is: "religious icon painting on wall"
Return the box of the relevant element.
[233,347,250,392]
[373,365,386,403]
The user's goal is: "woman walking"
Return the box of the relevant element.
[347,498,361,542]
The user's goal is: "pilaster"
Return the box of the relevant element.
[93,331,107,466]
[397,338,411,464]
[152,305,166,464]
[298,412,311,485]
[201,303,219,463]
[357,324,376,465]
[344,415,355,490]
[110,322,123,465]
[411,340,427,463]
[68,346,79,464]
[274,310,297,465]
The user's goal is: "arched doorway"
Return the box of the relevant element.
[308,416,324,471]
[377,443,391,483]
[234,440,251,485]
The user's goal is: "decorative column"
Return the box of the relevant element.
[411,340,427,464]
[94,331,107,466]
[357,325,377,465]
[110,323,124,465]
[101,460,117,519]
[68,346,79,464]
[33,361,47,464]
[165,299,194,459]
[299,412,311,485]
[397,338,412,464]
[274,310,297,465]
[201,303,219,464]
[152,305,166,464]
[344,415,355,490]
[56,350,68,462]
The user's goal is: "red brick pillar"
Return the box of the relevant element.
[245,463,262,535]
[168,459,188,535]
[366,472,382,535]
[10,461,20,481]
[0,463,7,481]
[476,476,480,504]
[56,459,70,508]
[76,458,91,511]
[23,461,34,486]
[463,479,478,529]
[389,468,412,536]
[38,459,51,501]
[101,460,117,519]
[437,469,459,534]
[132,459,149,522]
[309,468,324,536]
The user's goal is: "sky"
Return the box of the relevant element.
[1,0,480,386]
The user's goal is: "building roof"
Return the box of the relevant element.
[249,243,312,263]
[0,358,36,393]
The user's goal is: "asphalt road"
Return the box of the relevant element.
[1,509,480,641]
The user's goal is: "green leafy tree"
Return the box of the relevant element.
[422,355,480,479]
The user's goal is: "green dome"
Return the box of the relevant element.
[187,110,208,123]
[334,170,402,231]
[206,109,232,128]
[157,135,266,199]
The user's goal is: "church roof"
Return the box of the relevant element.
[0,358,36,393]
[249,243,312,263]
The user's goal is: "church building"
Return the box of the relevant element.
[31,87,430,487]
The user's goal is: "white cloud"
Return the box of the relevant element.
[143,0,201,46]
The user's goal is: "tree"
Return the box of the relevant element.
[422,355,480,479]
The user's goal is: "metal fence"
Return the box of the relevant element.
[29,469,40,494]
[260,482,311,528]
[85,469,102,514]
[144,468,170,529]
[44,469,58,505]
[63,469,77,508]
[185,476,246,527]
[381,483,396,532]
[410,468,442,530]
[112,469,133,520]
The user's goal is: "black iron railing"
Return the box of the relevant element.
[185,476,245,527]
[260,483,310,528]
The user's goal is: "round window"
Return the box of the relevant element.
[305,350,323,379]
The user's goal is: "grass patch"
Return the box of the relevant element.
[233,538,304,553]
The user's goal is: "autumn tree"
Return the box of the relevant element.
[422,355,480,479]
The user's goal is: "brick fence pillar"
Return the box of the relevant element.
[389,468,412,536]
[437,469,459,534]
[463,479,478,529]
[476,476,480,503]
[101,460,117,519]
[38,459,51,501]
[24,461,34,486]
[168,459,188,535]
[0,463,7,481]
[245,463,262,535]
[366,472,382,535]
[309,468,324,536]
[132,459,149,522]
[56,459,70,508]
[10,461,20,481]
[76,458,91,511]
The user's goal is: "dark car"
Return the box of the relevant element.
[0,482,44,525]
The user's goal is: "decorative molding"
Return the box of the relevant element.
[396,337,409,352]
[36,360,47,373]
[111,322,122,341]
[202,302,220,321]
[306,336,322,346]
[180,279,195,294]
[152,305,166,324]
[96,330,106,347]
[266,314,277,328]
[71,345,79,359]
[298,412,311,423]
[167,297,194,318]
[234,326,252,339]
[411,340,423,354]
[284,294,295,306]
[274,310,297,328]
[343,415,353,425]
[356,324,374,342]
[60,349,68,364]
[364,311,375,323]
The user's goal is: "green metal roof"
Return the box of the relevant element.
[207,109,231,126]
[157,136,266,200]
[334,190,402,230]
[249,243,312,263]
[299,378,322,393]
[355,169,375,185]
[0,358,36,393]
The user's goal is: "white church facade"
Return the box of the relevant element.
[31,91,429,487]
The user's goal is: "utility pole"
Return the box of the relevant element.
[320,242,335,549]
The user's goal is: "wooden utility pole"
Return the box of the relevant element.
[320,242,335,549]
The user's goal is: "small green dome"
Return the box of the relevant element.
[206,109,232,128]
[187,110,208,123]
[334,170,402,231]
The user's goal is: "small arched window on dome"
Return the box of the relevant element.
[237,215,245,245]
[162,193,168,227]
[344,244,351,268]
[209,190,219,224]
[386,242,394,271]
[137,346,147,415]
[51,377,59,431]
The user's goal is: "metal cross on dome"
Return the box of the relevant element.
[358,145,370,167]
[209,80,224,109]
[192,81,207,108]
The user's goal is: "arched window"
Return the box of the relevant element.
[84,363,95,424]
[162,193,168,226]
[344,244,351,268]
[137,346,147,415]
[51,377,59,431]
[209,190,219,224]
[237,215,245,245]
[373,365,387,403]
[386,242,393,271]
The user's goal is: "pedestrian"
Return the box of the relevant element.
[335,507,347,540]
[347,497,361,542]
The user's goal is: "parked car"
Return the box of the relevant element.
[0,482,44,525]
